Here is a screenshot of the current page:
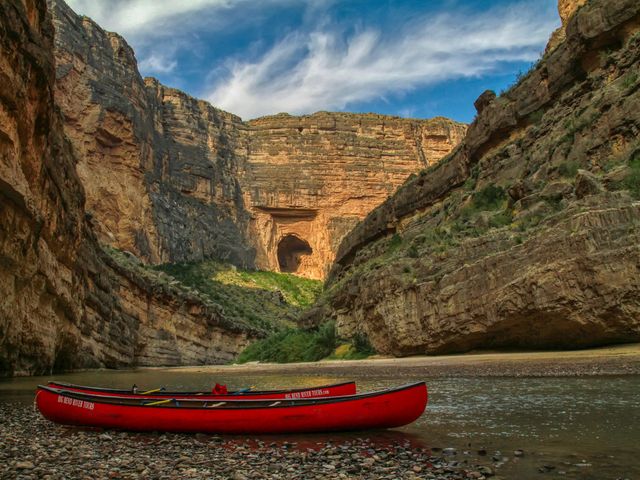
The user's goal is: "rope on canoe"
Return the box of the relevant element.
[207,402,226,408]
[269,401,281,407]
[141,388,162,395]
[144,398,173,406]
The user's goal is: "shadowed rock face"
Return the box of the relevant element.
[322,0,640,355]
[48,0,466,279]
[50,0,255,268]
[277,235,313,273]
[0,0,259,376]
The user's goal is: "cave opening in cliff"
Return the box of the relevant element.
[277,235,312,274]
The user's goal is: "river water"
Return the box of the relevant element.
[1,368,638,479]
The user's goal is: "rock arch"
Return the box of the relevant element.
[277,235,312,273]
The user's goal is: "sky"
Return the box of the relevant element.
[65,0,560,123]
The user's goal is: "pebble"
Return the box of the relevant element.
[478,465,494,476]
[0,403,504,480]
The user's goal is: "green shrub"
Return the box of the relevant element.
[558,161,580,178]
[528,109,545,124]
[489,210,513,228]
[352,332,375,356]
[621,71,638,90]
[388,233,402,252]
[472,184,507,211]
[236,321,338,364]
[623,156,640,199]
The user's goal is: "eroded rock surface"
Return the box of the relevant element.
[244,113,466,278]
[323,0,640,355]
[0,0,259,376]
[50,0,254,267]
[49,0,466,279]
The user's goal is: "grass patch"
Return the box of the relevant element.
[155,260,322,331]
[488,209,513,228]
[214,268,320,307]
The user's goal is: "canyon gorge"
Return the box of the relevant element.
[50,0,466,280]
[1,0,639,375]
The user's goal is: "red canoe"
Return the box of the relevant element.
[47,381,356,400]
[36,382,428,434]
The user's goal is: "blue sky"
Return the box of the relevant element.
[66,0,560,123]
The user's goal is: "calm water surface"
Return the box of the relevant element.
[1,369,638,479]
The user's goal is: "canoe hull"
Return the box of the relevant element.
[47,381,356,400]
[36,383,427,434]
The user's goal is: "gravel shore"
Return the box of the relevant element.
[0,404,501,480]
[176,343,640,378]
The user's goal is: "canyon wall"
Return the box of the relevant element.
[0,0,259,376]
[49,0,466,279]
[50,0,255,268]
[244,113,465,278]
[321,0,640,355]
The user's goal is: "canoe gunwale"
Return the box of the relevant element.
[47,380,356,396]
[37,382,427,411]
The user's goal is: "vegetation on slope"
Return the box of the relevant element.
[235,321,375,364]
[105,249,376,362]
[153,260,322,332]
[317,24,640,357]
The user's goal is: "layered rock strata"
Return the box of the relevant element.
[0,0,259,376]
[50,0,254,268]
[49,0,466,279]
[244,113,466,278]
[323,0,640,355]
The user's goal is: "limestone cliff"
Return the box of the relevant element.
[48,0,466,279]
[547,0,589,51]
[322,0,640,355]
[50,0,254,268]
[244,113,466,278]
[0,0,259,376]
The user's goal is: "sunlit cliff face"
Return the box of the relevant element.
[242,113,467,279]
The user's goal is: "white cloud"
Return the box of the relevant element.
[64,0,303,87]
[65,0,237,37]
[207,4,559,119]
[138,53,178,74]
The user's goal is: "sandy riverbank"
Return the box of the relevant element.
[170,343,640,378]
